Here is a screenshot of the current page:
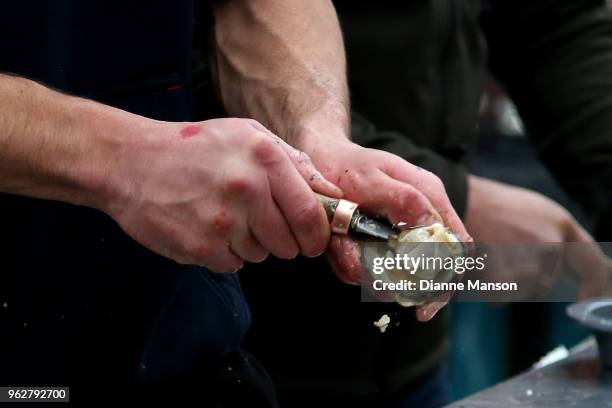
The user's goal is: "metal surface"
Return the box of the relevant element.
[568,298,612,368]
[447,338,612,407]
[331,198,358,235]
[315,193,398,240]
[352,213,398,241]
[567,299,612,336]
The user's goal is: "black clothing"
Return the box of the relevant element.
[243,0,612,403]
[0,2,275,405]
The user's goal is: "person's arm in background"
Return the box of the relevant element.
[482,0,612,242]
[457,0,612,296]
[211,0,471,315]
[0,73,342,271]
[353,112,609,299]
[330,0,608,298]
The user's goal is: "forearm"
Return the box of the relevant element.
[211,0,350,150]
[0,74,132,210]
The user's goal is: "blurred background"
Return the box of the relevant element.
[448,79,590,400]
[332,1,605,402]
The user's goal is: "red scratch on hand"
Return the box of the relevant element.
[180,125,201,139]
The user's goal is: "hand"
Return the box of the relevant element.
[300,137,472,321]
[99,117,342,272]
[465,176,611,300]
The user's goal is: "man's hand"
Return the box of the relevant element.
[465,175,610,299]
[0,75,342,272]
[297,137,472,321]
[102,117,342,272]
[466,175,587,242]
[210,0,471,318]
[301,139,471,280]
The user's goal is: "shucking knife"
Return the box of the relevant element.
[316,193,399,241]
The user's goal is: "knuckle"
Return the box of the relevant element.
[252,138,282,166]
[245,119,277,139]
[558,210,575,231]
[425,172,446,192]
[295,150,312,165]
[224,175,257,197]
[393,187,417,207]
[274,240,299,260]
[228,117,248,128]
[292,201,323,230]
[217,118,243,134]
[210,210,235,234]
[245,118,264,130]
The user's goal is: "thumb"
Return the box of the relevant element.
[326,235,362,284]
[415,291,453,322]
[564,218,611,299]
[247,119,343,198]
[280,142,343,198]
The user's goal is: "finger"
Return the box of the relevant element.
[263,149,331,257]
[564,220,611,298]
[199,242,244,273]
[246,119,343,198]
[415,301,447,322]
[358,172,441,228]
[382,159,471,242]
[248,186,300,260]
[325,244,348,283]
[326,235,362,284]
[281,143,344,198]
[229,229,269,263]
[415,292,453,322]
[564,218,595,243]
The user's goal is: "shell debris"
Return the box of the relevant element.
[373,314,391,333]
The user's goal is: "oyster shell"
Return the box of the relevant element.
[362,223,465,306]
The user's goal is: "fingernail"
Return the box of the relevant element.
[416,214,437,226]
[311,171,343,197]
[426,307,440,321]
[417,302,445,321]
[328,182,344,196]
[306,250,324,258]
[416,210,442,225]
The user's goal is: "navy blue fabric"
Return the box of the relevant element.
[390,366,451,408]
[0,0,251,389]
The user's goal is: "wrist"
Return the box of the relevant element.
[296,130,352,180]
[63,98,145,214]
[290,102,350,153]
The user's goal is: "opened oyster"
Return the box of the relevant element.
[361,223,465,306]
